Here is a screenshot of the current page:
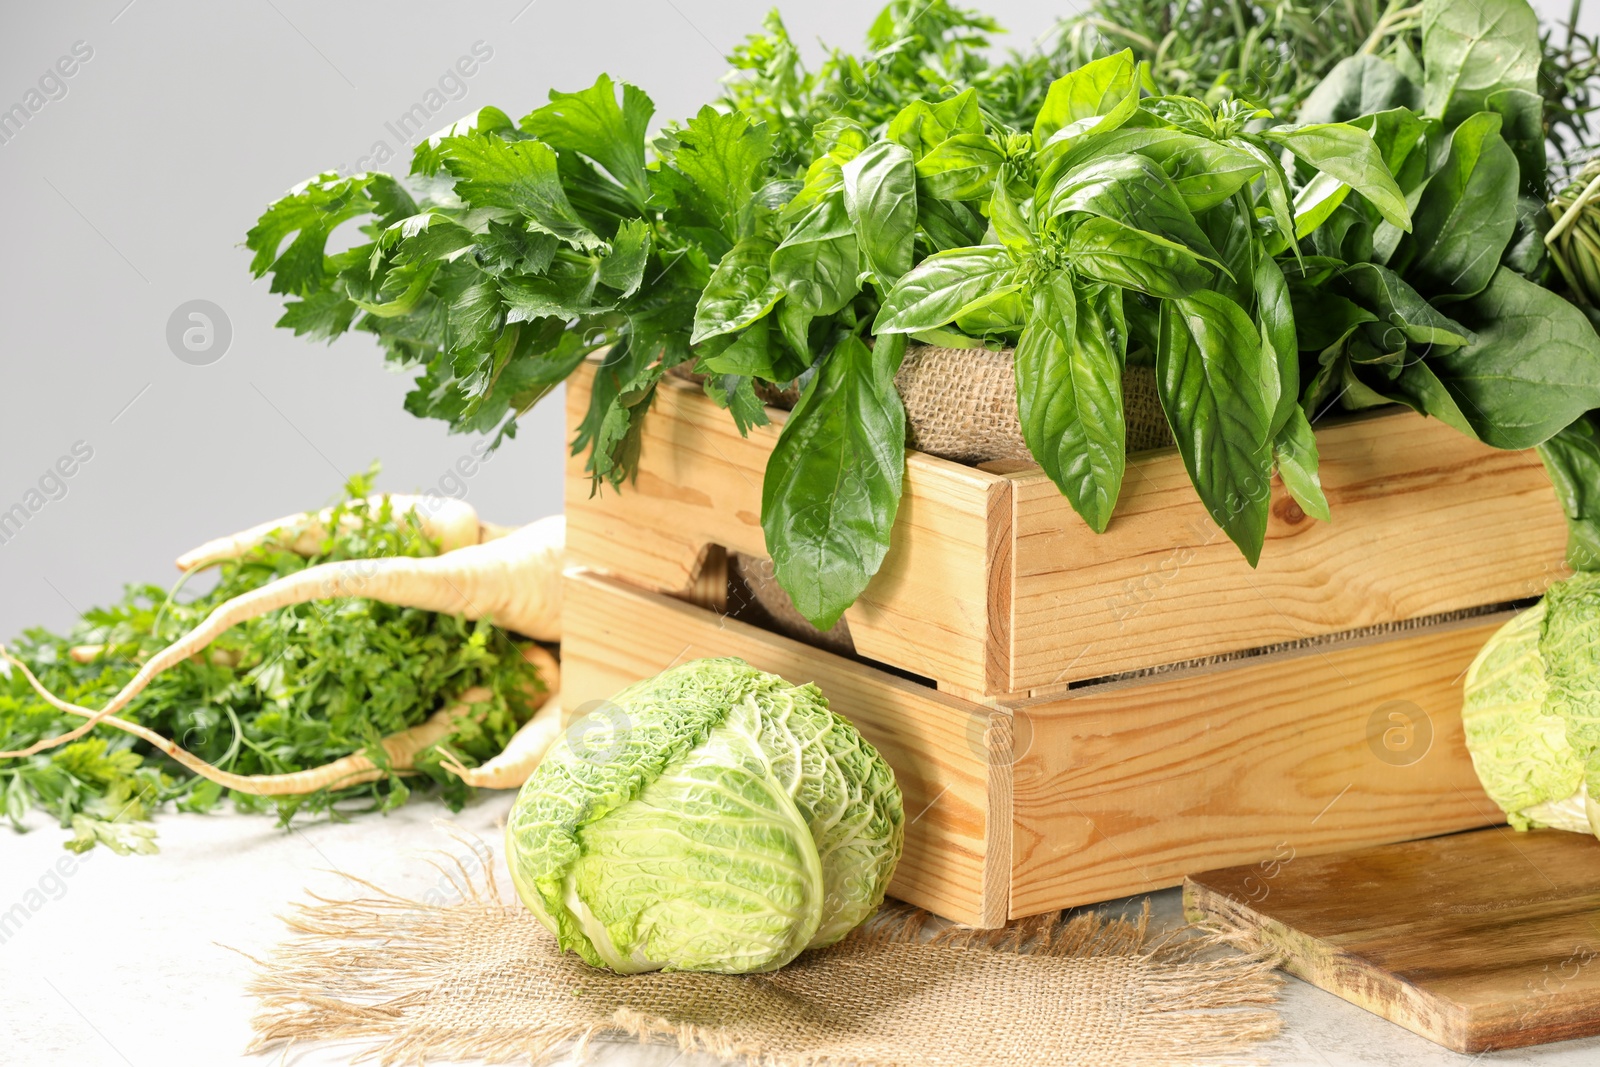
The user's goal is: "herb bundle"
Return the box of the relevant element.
[0,470,540,852]
[245,0,1600,632]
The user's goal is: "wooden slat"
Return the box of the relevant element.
[1009,411,1567,689]
[559,569,1006,927]
[1184,829,1600,1053]
[1006,615,1507,917]
[564,363,1005,694]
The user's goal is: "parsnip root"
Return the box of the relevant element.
[0,516,564,760]
[439,701,563,789]
[5,653,482,795]
[174,494,481,572]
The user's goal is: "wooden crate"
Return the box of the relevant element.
[565,362,1568,700]
[561,570,1506,927]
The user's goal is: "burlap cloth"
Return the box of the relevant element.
[895,345,1173,462]
[246,845,1282,1067]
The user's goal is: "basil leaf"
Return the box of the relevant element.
[440,136,602,251]
[771,185,861,315]
[1157,292,1274,565]
[1016,274,1125,532]
[843,141,917,284]
[1263,123,1411,231]
[887,88,982,159]
[1234,139,1297,255]
[1420,0,1540,127]
[914,133,1005,200]
[1255,254,1297,438]
[1066,216,1211,299]
[1032,49,1139,147]
[1395,111,1518,301]
[762,335,906,630]
[691,236,782,343]
[1428,267,1600,449]
[1293,171,1352,240]
[520,74,655,211]
[698,319,779,379]
[1274,407,1330,522]
[874,246,1017,333]
[988,171,1036,256]
[1047,154,1220,262]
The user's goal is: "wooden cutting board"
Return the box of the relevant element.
[1184,828,1600,1053]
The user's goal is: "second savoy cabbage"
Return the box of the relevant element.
[505,657,904,973]
[1462,573,1600,838]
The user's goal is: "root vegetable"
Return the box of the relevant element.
[175,495,481,572]
[0,515,564,760]
[440,701,563,789]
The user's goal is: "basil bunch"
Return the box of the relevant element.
[707,50,1407,625]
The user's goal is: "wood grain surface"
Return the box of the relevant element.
[564,363,1007,696]
[565,363,1566,697]
[1184,828,1600,1053]
[1006,615,1507,916]
[1007,410,1567,690]
[558,569,1010,927]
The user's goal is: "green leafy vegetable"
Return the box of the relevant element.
[504,657,904,973]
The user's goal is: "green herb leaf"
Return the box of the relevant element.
[1157,292,1275,564]
[1066,216,1211,299]
[1263,122,1411,231]
[843,141,917,284]
[873,246,1017,333]
[521,74,655,211]
[692,237,782,343]
[1016,274,1125,531]
[762,335,906,630]
[1420,0,1540,127]
[441,136,602,250]
[1274,406,1330,522]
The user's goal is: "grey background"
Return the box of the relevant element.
[0,0,1588,640]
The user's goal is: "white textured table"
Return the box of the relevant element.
[3,795,1597,1067]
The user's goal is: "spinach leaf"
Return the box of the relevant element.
[762,335,907,630]
[1157,291,1275,564]
[1298,55,1421,124]
[1428,267,1600,449]
[843,140,917,284]
[874,246,1018,333]
[1420,0,1540,127]
[1016,274,1125,531]
[1337,262,1473,347]
[1394,111,1518,300]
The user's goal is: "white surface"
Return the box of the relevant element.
[3,798,1599,1066]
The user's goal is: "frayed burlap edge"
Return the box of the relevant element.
[242,840,1282,1067]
